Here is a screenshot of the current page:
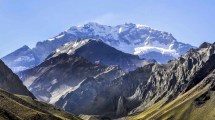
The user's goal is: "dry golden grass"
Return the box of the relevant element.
[0,89,81,120]
[129,82,213,120]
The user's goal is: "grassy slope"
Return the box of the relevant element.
[129,80,214,120]
[17,95,81,120]
[0,89,81,120]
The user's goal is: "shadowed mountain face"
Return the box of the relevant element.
[55,64,154,117]
[19,53,125,104]
[53,42,215,119]
[18,39,154,106]
[2,23,194,72]
[47,39,154,72]
[0,59,34,98]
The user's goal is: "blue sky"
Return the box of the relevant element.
[0,0,215,57]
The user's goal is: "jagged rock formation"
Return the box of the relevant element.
[130,61,215,120]
[55,42,215,119]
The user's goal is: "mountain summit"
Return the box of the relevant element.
[1,45,40,72]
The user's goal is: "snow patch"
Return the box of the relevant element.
[136,24,149,29]
[56,34,64,39]
[48,34,65,41]
[50,39,92,58]
[62,101,68,109]
[49,85,73,104]
[51,79,57,85]
[134,46,179,58]
[14,56,35,62]
[118,27,123,33]
[48,38,55,41]
[12,66,29,73]
[38,95,49,101]
[24,76,38,88]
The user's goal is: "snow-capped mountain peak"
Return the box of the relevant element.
[56,23,186,62]
[49,22,178,50]
[2,22,194,72]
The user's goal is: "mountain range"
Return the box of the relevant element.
[2,22,193,72]
[1,22,214,120]
[18,37,215,120]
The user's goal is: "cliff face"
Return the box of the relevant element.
[129,42,215,114]
[130,60,215,120]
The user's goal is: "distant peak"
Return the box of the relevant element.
[79,22,150,29]
[82,22,105,28]
[19,45,30,51]
[124,22,136,26]
[85,22,101,26]
[22,45,29,48]
[67,22,170,35]
[199,42,212,48]
[76,38,99,43]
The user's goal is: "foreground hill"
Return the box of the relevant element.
[0,89,80,120]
